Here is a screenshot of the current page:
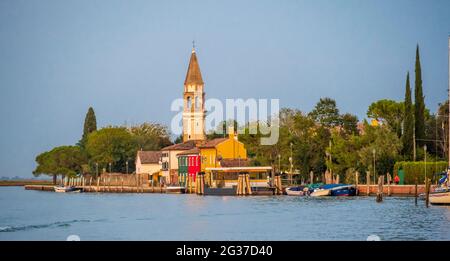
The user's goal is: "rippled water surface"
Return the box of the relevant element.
[1,187,449,240]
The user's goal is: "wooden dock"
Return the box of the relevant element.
[25,185,167,193]
[24,184,434,197]
[356,184,434,196]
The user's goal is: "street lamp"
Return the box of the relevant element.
[278,154,281,173]
[95,162,98,177]
[109,162,112,173]
[372,148,376,185]
[290,142,293,184]
[126,161,129,174]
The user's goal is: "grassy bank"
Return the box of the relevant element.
[0,180,53,186]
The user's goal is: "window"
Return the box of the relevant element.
[187,96,192,109]
[195,96,199,109]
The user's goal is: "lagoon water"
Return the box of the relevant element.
[0,186,449,240]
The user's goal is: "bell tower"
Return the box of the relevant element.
[183,45,206,142]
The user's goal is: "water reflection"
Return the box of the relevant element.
[0,187,449,240]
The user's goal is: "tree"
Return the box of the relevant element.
[340,113,359,136]
[367,99,404,137]
[129,123,172,150]
[414,45,426,146]
[402,72,414,159]
[436,101,449,159]
[358,122,402,178]
[33,146,86,184]
[85,127,137,174]
[78,107,97,148]
[206,120,239,140]
[309,97,341,127]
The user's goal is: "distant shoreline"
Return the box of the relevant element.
[0,180,53,186]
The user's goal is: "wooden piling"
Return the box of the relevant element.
[387,173,391,197]
[201,175,205,195]
[415,177,418,206]
[425,178,430,208]
[366,171,370,196]
[246,174,252,195]
[376,175,383,202]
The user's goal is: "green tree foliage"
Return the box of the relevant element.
[78,107,97,148]
[326,121,402,183]
[367,99,404,137]
[340,113,359,136]
[436,100,449,159]
[309,97,341,127]
[240,108,330,179]
[414,45,426,145]
[33,146,86,184]
[85,127,137,174]
[358,123,402,177]
[402,72,414,159]
[129,122,172,150]
[206,120,239,139]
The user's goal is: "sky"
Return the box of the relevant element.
[0,0,449,178]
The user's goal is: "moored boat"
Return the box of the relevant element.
[429,171,450,205]
[311,184,356,197]
[429,189,450,205]
[166,186,186,194]
[285,186,309,196]
[330,185,357,196]
[54,186,80,193]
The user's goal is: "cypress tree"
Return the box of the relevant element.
[79,107,97,148]
[402,72,414,159]
[414,45,425,146]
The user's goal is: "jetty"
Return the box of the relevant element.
[24,183,434,197]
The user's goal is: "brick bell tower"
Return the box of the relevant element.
[182,44,206,142]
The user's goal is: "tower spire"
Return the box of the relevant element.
[184,45,203,85]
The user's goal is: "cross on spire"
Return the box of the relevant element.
[192,40,196,53]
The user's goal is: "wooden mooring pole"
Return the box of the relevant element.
[425,178,431,208]
[415,177,418,206]
[387,173,391,197]
[366,171,370,196]
[376,175,383,203]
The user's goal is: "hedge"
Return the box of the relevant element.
[393,161,448,184]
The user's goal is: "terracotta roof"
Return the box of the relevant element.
[176,147,200,156]
[161,140,197,151]
[199,138,227,148]
[220,159,250,167]
[184,50,204,85]
[137,151,161,164]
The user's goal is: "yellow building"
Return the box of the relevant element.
[199,131,247,173]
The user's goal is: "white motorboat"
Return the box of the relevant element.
[285,186,309,196]
[54,186,80,193]
[166,186,186,194]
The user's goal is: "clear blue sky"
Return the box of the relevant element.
[0,0,449,178]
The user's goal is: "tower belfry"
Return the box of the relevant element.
[182,46,206,142]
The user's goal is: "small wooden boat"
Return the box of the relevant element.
[54,186,80,193]
[166,186,186,194]
[286,186,308,196]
